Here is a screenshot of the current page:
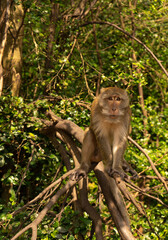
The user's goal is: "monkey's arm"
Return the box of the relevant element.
[71,128,96,180]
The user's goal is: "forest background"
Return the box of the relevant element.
[0,0,168,239]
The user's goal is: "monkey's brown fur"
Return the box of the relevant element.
[73,87,133,179]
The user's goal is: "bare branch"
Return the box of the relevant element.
[47,35,78,90]
[128,136,168,192]
[11,177,81,240]
[80,21,168,78]
[95,162,136,240]
[16,147,35,196]
[125,179,168,208]
[12,169,75,217]
[45,110,84,143]
[76,40,94,97]
[112,173,145,215]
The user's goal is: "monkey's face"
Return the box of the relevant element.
[98,87,129,123]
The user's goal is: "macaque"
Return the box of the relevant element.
[73,87,137,180]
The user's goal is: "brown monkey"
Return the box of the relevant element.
[73,87,137,179]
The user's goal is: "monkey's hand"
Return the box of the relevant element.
[71,168,87,181]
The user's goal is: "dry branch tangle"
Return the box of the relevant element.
[11,110,167,239]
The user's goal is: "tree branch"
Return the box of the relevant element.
[11,169,75,217]
[11,176,81,240]
[128,136,168,192]
[80,21,168,78]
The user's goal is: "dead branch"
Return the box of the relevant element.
[112,173,145,215]
[128,136,168,192]
[80,21,168,79]
[11,177,81,240]
[40,113,136,239]
[76,40,94,97]
[125,178,168,208]
[45,110,84,143]
[79,177,104,239]
[11,169,75,217]
[16,147,35,196]
[9,111,167,239]
[95,162,136,240]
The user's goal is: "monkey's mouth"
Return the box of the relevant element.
[110,115,118,119]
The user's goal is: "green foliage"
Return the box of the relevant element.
[1,0,168,239]
[0,96,60,236]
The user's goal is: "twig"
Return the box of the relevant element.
[139,151,168,175]
[11,177,82,240]
[11,169,75,217]
[47,35,78,90]
[125,179,168,208]
[76,40,94,97]
[90,8,103,96]
[16,147,35,196]
[128,136,168,192]
[80,21,168,78]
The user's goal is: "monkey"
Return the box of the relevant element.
[73,87,138,180]
[71,87,138,237]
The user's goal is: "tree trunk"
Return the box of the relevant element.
[2,0,24,96]
[0,0,10,96]
[45,1,59,69]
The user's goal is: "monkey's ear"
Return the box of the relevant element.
[100,88,106,94]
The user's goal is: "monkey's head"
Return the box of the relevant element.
[98,87,130,123]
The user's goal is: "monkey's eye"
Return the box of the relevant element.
[116,97,121,101]
[108,96,113,100]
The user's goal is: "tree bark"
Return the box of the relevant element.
[2,0,24,96]
[0,0,10,96]
[45,1,59,69]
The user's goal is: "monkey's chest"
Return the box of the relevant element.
[107,125,126,146]
[93,121,126,145]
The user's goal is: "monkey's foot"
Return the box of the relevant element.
[122,167,139,180]
[108,168,127,180]
[122,164,139,180]
[130,172,139,180]
[71,168,87,181]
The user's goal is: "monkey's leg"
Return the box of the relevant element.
[71,129,96,180]
[96,137,113,176]
[111,141,127,179]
